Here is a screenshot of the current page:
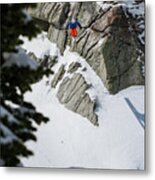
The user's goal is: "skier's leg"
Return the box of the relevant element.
[69,28,78,51]
[73,37,77,51]
[71,37,74,47]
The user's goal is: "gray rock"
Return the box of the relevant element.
[51,65,65,88]
[48,25,67,54]
[77,2,98,27]
[99,8,144,93]
[67,62,82,73]
[75,93,98,126]
[57,73,98,125]
[28,2,70,28]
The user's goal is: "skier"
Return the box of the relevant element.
[66,18,82,39]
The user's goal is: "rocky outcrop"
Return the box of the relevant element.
[98,6,144,93]
[28,1,144,94]
[51,65,65,88]
[67,62,82,73]
[28,1,145,125]
[57,73,98,126]
[50,59,98,125]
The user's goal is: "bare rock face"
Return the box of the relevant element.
[57,73,98,126]
[67,62,82,73]
[28,1,144,94]
[97,6,144,93]
[50,60,98,125]
[51,65,65,88]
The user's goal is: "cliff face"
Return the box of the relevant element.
[29,1,144,94]
[28,1,145,125]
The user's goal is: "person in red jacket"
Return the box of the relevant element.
[66,18,82,38]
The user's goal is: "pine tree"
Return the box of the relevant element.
[0,4,52,166]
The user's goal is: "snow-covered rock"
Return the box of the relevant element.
[28,0,145,94]
[57,73,98,125]
[51,64,65,88]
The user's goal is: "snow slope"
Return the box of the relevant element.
[20,32,145,170]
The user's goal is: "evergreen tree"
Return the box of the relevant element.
[0,4,52,166]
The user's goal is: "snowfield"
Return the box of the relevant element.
[20,32,145,170]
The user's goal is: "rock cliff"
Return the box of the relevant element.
[28,1,145,125]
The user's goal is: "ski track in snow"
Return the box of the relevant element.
[20,32,144,170]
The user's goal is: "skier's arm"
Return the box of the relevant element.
[76,21,82,28]
[66,22,70,29]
